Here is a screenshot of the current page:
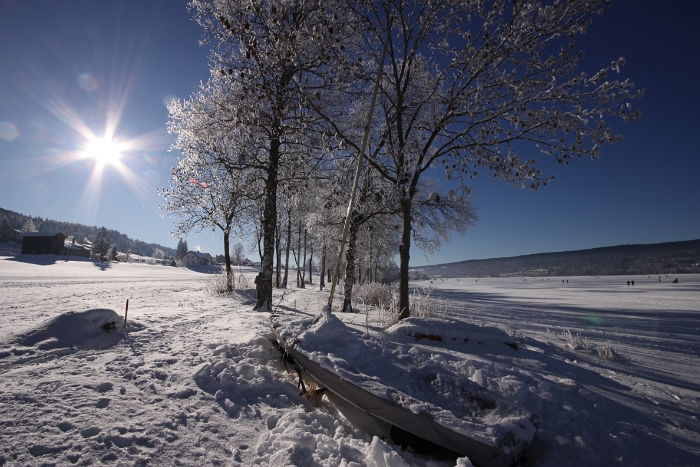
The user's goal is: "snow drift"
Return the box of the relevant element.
[9,308,126,351]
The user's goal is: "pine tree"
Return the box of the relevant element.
[108,244,118,262]
[91,227,110,261]
[176,239,188,258]
[0,216,11,242]
[22,218,37,233]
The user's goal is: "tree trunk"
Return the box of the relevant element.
[374,258,378,285]
[223,231,233,292]
[342,213,362,313]
[296,219,303,288]
[308,242,313,285]
[398,200,412,319]
[319,243,326,291]
[256,227,263,263]
[368,236,373,283]
[282,216,291,288]
[254,139,279,311]
[301,229,307,287]
[275,220,282,287]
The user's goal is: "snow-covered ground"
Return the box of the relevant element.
[0,256,698,466]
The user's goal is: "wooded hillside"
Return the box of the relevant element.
[417,239,700,278]
[0,207,176,258]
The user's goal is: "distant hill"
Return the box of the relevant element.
[416,239,700,278]
[0,207,176,258]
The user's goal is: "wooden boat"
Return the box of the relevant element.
[270,312,536,467]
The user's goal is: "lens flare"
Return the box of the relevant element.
[77,73,99,92]
[0,121,20,141]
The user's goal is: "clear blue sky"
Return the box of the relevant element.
[0,0,698,265]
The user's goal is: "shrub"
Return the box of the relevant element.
[236,270,250,290]
[206,269,236,295]
[360,284,449,329]
[409,286,449,319]
[206,268,253,295]
[354,282,394,307]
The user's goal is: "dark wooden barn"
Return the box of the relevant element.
[21,232,67,255]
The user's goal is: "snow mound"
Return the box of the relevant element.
[9,308,126,351]
[384,317,517,347]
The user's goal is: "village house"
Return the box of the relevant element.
[64,236,92,258]
[21,232,92,258]
[21,232,66,255]
[180,251,213,266]
[10,229,24,243]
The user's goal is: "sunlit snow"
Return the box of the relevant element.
[0,256,698,466]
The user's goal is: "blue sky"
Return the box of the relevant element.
[0,0,698,265]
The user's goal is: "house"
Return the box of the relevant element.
[9,229,24,243]
[181,251,213,266]
[21,232,67,255]
[63,236,92,258]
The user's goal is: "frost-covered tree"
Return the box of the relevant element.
[0,216,11,242]
[323,0,640,318]
[108,244,119,262]
[22,218,37,233]
[160,146,250,292]
[165,77,256,291]
[92,227,111,261]
[176,239,188,258]
[189,0,353,310]
[232,242,245,266]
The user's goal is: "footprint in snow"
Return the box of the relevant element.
[95,398,110,408]
[92,382,113,393]
[80,426,101,438]
[57,421,75,432]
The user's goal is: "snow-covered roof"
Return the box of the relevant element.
[64,242,90,251]
[22,231,66,237]
[186,251,212,260]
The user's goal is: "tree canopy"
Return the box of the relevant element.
[166,0,640,317]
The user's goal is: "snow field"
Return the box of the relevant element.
[0,258,447,467]
[0,257,698,466]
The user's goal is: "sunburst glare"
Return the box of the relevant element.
[7,39,171,222]
[82,137,125,166]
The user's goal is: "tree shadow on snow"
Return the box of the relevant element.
[186,265,222,274]
[93,260,112,271]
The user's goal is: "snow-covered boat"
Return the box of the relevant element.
[270,308,538,467]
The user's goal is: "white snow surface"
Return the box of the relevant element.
[0,255,698,467]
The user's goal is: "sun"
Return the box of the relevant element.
[83,137,122,165]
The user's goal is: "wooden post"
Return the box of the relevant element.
[124,299,129,329]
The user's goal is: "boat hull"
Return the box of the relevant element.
[270,315,528,467]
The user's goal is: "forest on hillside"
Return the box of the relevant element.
[0,207,176,258]
[417,239,700,278]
